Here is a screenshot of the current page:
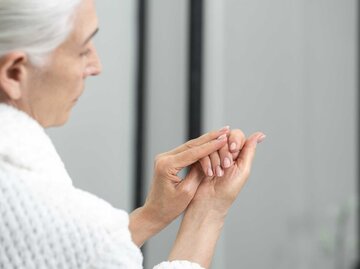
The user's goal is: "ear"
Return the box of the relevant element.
[0,52,28,100]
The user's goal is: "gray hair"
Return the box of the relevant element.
[0,0,82,66]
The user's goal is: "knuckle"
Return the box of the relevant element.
[154,155,169,172]
[154,154,163,166]
[180,185,194,199]
[184,140,195,149]
[210,151,220,160]
[199,157,209,167]
[233,129,245,142]
[188,148,198,160]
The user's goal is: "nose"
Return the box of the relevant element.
[85,46,102,77]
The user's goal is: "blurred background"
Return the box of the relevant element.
[47,0,358,268]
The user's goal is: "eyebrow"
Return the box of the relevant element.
[82,28,99,46]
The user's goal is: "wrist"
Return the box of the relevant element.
[141,203,171,229]
[187,198,229,223]
[129,205,169,247]
[168,204,226,268]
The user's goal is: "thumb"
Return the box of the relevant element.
[236,132,266,171]
[177,163,204,197]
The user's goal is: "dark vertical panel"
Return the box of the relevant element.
[357,1,360,268]
[134,0,147,209]
[188,0,204,139]
[134,0,148,259]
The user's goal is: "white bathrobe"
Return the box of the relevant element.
[0,104,203,269]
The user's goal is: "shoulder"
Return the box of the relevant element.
[0,165,141,268]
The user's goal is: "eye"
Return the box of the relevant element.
[80,49,91,57]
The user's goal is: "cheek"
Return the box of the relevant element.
[71,73,85,96]
[52,72,84,105]
[68,66,85,89]
[50,57,86,100]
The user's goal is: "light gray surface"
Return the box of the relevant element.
[144,1,189,267]
[47,0,136,211]
[203,0,357,268]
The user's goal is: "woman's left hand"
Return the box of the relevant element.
[198,128,247,178]
[191,131,266,216]
[167,130,265,268]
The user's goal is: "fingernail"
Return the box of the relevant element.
[217,134,227,140]
[223,157,231,168]
[219,125,230,132]
[230,142,237,151]
[257,134,266,144]
[216,166,223,177]
[207,168,214,177]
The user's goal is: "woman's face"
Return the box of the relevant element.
[12,0,101,127]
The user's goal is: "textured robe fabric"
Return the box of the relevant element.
[0,104,204,269]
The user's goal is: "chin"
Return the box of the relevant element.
[45,113,71,128]
[58,114,72,127]
[45,120,67,128]
[54,119,69,127]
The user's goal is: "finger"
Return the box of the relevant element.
[199,156,214,177]
[165,126,230,156]
[228,129,246,160]
[219,142,233,169]
[236,132,266,171]
[178,163,205,198]
[171,134,228,169]
[209,151,223,177]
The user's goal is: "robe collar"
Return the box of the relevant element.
[0,103,71,184]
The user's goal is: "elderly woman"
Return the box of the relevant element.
[0,0,265,268]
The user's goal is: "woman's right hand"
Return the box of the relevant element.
[130,127,230,246]
[144,127,231,223]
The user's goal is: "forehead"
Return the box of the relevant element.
[67,0,98,44]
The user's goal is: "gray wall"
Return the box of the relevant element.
[204,0,358,268]
[48,0,136,211]
[145,0,358,268]
[144,1,189,267]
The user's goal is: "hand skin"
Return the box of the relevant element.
[129,127,230,247]
[129,128,251,247]
[169,132,266,268]
[199,128,247,178]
